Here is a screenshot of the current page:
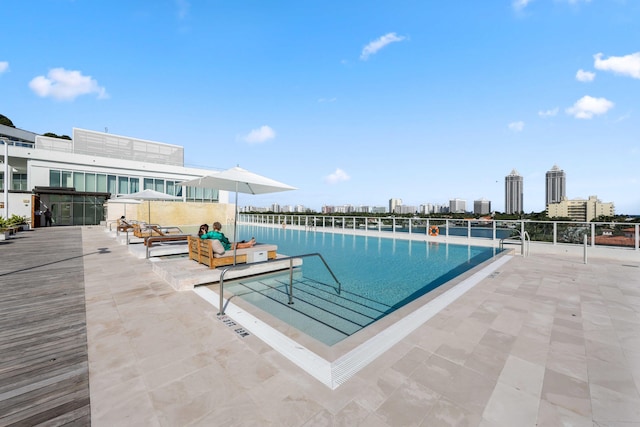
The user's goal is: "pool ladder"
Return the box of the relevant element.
[499,230,530,257]
[217,253,342,316]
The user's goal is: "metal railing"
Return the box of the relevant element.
[241,214,640,251]
[499,230,530,256]
[217,253,341,316]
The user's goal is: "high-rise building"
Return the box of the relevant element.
[389,198,402,213]
[505,169,523,214]
[546,164,566,207]
[449,198,466,213]
[474,198,491,215]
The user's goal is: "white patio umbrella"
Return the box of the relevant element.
[180,166,297,264]
[116,189,181,224]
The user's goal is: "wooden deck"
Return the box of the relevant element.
[0,227,91,426]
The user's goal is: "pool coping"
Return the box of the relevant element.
[194,253,513,389]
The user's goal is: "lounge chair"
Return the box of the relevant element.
[187,235,277,268]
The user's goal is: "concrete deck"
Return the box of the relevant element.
[3,225,640,425]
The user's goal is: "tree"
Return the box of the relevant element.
[43,132,72,140]
[0,114,15,128]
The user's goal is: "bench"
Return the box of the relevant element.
[187,235,277,268]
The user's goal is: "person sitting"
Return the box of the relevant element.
[200,221,256,250]
[198,223,209,237]
[117,215,133,232]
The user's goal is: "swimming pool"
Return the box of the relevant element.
[219,225,503,346]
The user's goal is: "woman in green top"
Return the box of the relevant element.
[200,221,256,250]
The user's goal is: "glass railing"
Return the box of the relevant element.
[239,214,640,251]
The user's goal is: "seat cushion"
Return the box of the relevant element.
[211,239,226,255]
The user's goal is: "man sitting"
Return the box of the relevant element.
[200,221,256,250]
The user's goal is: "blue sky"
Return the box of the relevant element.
[2,0,639,214]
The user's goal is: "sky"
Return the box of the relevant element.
[1,0,639,214]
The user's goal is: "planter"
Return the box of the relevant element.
[0,230,10,240]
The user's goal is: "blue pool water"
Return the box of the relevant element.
[225,225,503,345]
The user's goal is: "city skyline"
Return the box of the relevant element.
[2,2,639,214]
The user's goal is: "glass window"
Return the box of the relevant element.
[144,178,154,190]
[155,179,164,193]
[167,181,175,196]
[130,177,139,193]
[85,173,96,192]
[0,172,3,189]
[96,174,107,192]
[50,170,61,187]
[73,172,85,191]
[12,173,28,191]
[107,175,117,195]
[118,176,129,194]
[62,171,73,187]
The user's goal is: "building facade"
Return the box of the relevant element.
[473,198,491,215]
[505,169,523,214]
[389,198,402,214]
[547,195,615,222]
[449,198,466,214]
[1,125,229,226]
[546,164,566,207]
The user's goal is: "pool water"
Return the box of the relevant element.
[222,225,502,346]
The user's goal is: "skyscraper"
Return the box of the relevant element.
[389,198,402,213]
[474,198,491,215]
[505,169,523,214]
[545,164,566,206]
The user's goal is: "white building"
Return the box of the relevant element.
[449,198,466,214]
[546,164,566,206]
[505,169,523,214]
[473,198,491,215]
[1,125,231,226]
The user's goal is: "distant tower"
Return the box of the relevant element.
[474,198,491,215]
[505,169,523,214]
[449,198,466,213]
[389,198,402,213]
[546,164,566,206]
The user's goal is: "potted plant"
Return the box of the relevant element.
[0,217,9,240]
[7,214,29,231]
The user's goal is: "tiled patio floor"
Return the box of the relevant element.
[83,226,640,426]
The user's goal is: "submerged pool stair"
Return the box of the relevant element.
[225,274,394,345]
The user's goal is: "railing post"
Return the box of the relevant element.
[288,258,294,304]
[583,234,588,264]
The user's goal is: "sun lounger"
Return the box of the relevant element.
[187,235,277,268]
[132,224,184,244]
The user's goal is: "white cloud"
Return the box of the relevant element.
[243,125,275,144]
[538,107,559,118]
[360,33,406,61]
[28,68,108,101]
[566,0,592,4]
[512,0,533,11]
[318,97,337,103]
[566,95,614,119]
[0,61,8,74]
[324,168,350,184]
[594,52,640,79]
[508,121,525,132]
[576,69,595,82]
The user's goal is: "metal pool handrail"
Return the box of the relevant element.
[217,253,341,316]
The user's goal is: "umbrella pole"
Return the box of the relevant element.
[232,182,239,265]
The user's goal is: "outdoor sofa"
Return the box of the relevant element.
[187,235,277,268]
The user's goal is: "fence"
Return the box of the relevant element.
[239,214,640,251]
